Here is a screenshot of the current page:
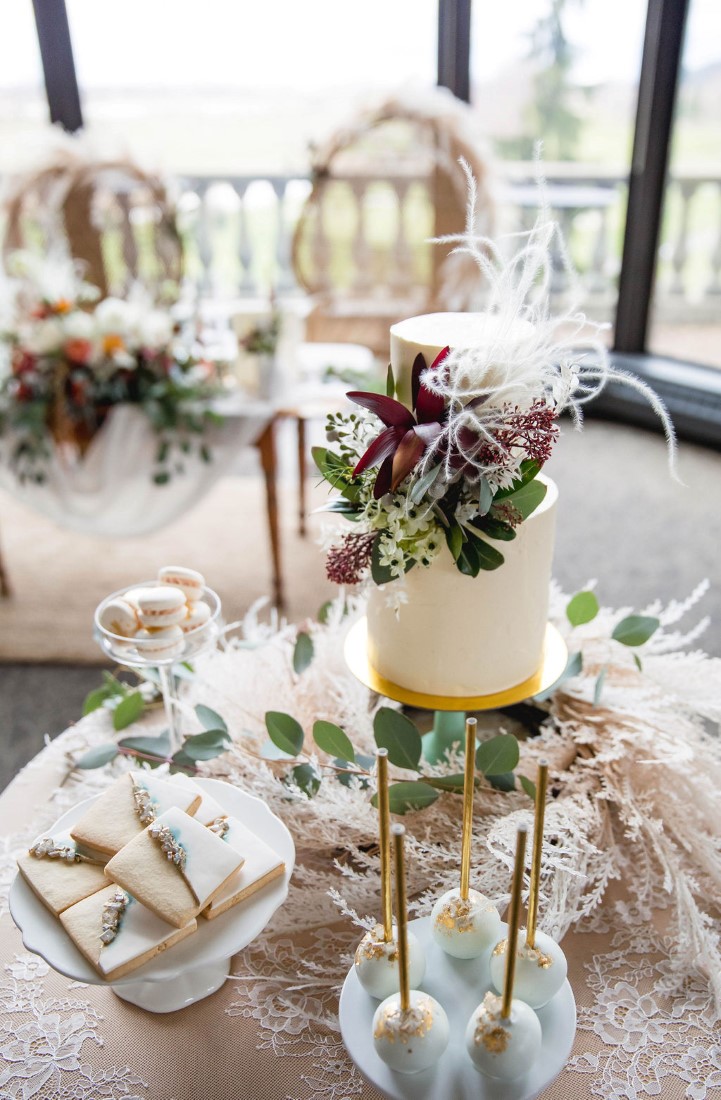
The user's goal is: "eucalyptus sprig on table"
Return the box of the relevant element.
[262,705,526,813]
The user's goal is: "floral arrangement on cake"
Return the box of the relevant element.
[0,252,222,484]
[315,167,675,587]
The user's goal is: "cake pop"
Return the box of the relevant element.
[489,761,568,1007]
[430,718,501,958]
[373,825,449,1073]
[355,749,425,999]
[466,825,542,1080]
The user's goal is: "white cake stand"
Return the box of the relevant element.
[339,916,576,1100]
[9,778,295,1014]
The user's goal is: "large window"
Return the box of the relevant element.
[648,0,721,368]
[0,4,49,172]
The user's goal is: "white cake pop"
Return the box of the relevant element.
[430,887,501,959]
[430,719,501,959]
[489,927,567,1008]
[354,922,425,1000]
[357,750,426,999]
[373,989,449,1074]
[465,990,541,1080]
[373,825,449,1074]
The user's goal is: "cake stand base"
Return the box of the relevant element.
[112,956,230,1013]
[422,711,469,764]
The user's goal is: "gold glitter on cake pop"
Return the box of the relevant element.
[492,937,554,969]
[373,996,435,1043]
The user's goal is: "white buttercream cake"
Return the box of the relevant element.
[366,312,558,697]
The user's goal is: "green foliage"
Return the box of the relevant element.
[118,731,171,758]
[289,762,321,799]
[594,666,607,705]
[425,773,466,792]
[633,653,643,673]
[488,772,516,792]
[112,692,145,731]
[312,446,361,502]
[386,364,395,398]
[566,590,600,626]
[373,707,422,771]
[519,774,537,802]
[75,743,119,769]
[313,720,355,762]
[371,780,439,815]
[293,632,314,674]
[265,711,305,756]
[183,729,231,761]
[500,477,547,521]
[476,734,520,776]
[493,460,541,499]
[195,704,228,734]
[612,615,660,647]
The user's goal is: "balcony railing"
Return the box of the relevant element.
[173,165,721,325]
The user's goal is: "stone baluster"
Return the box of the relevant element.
[271,178,295,291]
[589,201,611,297]
[231,180,255,293]
[707,180,721,297]
[670,180,695,296]
[390,179,411,293]
[194,181,214,293]
[350,177,372,293]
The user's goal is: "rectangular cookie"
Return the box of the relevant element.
[60,883,196,981]
[202,816,285,920]
[170,773,226,825]
[70,771,201,857]
[17,832,108,915]
[104,806,244,928]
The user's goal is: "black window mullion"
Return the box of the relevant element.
[32,0,83,132]
[613,0,690,354]
[438,0,472,103]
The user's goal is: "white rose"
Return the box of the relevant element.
[94,297,137,336]
[135,309,173,350]
[23,318,64,355]
[62,310,96,341]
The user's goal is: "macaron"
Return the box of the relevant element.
[180,600,211,634]
[98,597,138,638]
[158,566,205,603]
[134,625,185,660]
[135,586,187,628]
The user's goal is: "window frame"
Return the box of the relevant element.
[31,0,719,447]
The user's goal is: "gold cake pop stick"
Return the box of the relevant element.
[459,717,477,900]
[376,748,393,943]
[526,760,549,950]
[392,823,411,1012]
[501,824,528,1020]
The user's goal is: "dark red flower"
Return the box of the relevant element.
[348,348,449,499]
[326,531,376,585]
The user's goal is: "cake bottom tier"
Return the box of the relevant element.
[366,477,558,697]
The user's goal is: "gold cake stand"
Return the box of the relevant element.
[344,618,568,761]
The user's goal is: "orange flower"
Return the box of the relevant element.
[65,338,92,364]
[52,298,73,315]
[102,333,125,356]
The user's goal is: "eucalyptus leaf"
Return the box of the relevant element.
[566,590,600,626]
[475,734,519,776]
[289,762,321,799]
[373,707,422,771]
[112,691,145,731]
[425,773,466,792]
[533,650,583,702]
[318,600,332,624]
[445,522,464,563]
[265,711,304,757]
[82,685,112,716]
[183,729,231,761]
[335,753,373,789]
[102,671,126,694]
[195,704,228,734]
[75,743,119,769]
[612,615,660,647]
[488,772,516,792]
[293,632,314,674]
[519,775,537,802]
[593,666,607,706]
[313,720,355,762]
[371,780,439,815]
[633,653,643,672]
[118,731,172,758]
[479,476,493,516]
[410,463,442,505]
[261,739,294,761]
[169,749,196,774]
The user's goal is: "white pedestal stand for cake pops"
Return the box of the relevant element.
[340,915,576,1100]
[344,618,568,762]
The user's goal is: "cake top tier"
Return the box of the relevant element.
[390,312,534,408]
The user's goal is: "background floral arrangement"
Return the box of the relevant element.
[0,251,222,485]
[316,167,676,588]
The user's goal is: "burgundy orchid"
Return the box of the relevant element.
[347,348,449,499]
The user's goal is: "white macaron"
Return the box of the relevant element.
[180,600,212,634]
[134,625,185,660]
[135,586,187,628]
[158,566,205,603]
[98,597,138,638]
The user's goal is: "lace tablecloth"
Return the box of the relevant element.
[1,590,720,1100]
